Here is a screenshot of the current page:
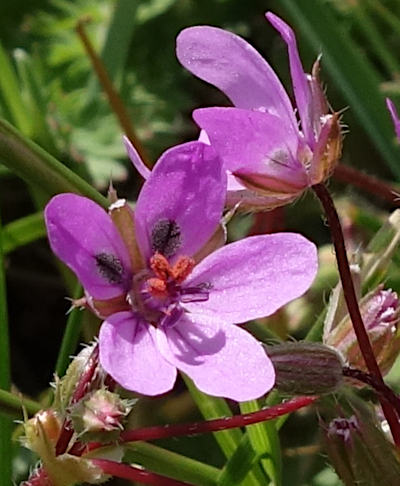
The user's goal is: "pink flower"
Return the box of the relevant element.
[174,12,342,210]
[45,141,318,400]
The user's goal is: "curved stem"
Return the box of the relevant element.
[343,366,400,417]
[312,183,400,445]
[333,164,400,206]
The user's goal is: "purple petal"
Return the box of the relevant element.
[45,194,131,300]
[194,107,307,191]
[266,12,314,147]
[176,26,297,133]
[157,313,275,401]
[123,135,150,180]
[226,188,298,211]
[184,233,318,323]
[99,311,177,395]
[386,98,400,141]
[134,141,226,261]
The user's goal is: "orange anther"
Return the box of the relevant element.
[171,256,195,283]
[150,252,171,280]
[147,277,168,298]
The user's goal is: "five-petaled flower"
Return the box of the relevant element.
[45,141,318,401]
[175,12,342,211]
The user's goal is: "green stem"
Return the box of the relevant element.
[124,441,219,486]
[0,119,107,208]
[0,213,12,486]
[0,389,41,419]
[239,400,282,486]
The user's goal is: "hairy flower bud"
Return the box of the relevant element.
[23,409,107,486]
[322,408,400,485]
[266,342,344,395]
[70,390,134,442]
[23,410,62,452]
[324,287,400,375]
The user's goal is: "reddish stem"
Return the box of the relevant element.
[343,367,400,417]
[76,20,150,168]
[312,183,400,446]
[91,459,192,485]
[115,396,316,445]
[333,164,400,206]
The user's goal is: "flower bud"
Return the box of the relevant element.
[23,410,62,453]
[265,342,344,395]
[324,286,400,375]
[322,408,400,485]
[70,389,134,442]
[23,409,107,486]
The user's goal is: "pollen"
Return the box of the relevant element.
[146,277,168,298]
[171,256,195,283]
[150,253,171,280]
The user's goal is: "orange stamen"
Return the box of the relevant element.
[171,256,195,283]
[146,278,168,298]
[150,252,171,280]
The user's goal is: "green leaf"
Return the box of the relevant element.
[0,119,107,207]
[240,400,282,486]
[0,43,32,136]
[2,212,45,254]
[125,441,219,486]
[0,214,12,486]
[182,375,266,486]
[361,209,400,288]
[217,435,260,486]
[101,0,140,82]
[183,375,242,459]
[280,0,400,180]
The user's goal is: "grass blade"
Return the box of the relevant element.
[217,435,259,486]
[0,213,12,485]
[124,441,219,486]
[240,400,282,486]
[183,376,266,486]
[0,119,107,207]
[2,212,45,254]
[0,43,32,136]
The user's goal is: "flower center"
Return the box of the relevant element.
[146,252,195,299]
[126,252,210,327]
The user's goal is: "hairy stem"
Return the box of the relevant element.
[313,183,400,445]
[343,366,400,417]
[333,164,400,206]
[118,396,316,444]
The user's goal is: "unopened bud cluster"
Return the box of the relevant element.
[324,287,400,375]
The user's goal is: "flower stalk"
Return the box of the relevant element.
[343,366,400,416]
[312,182,400,445]
[88,396,316,448]
[333,164,400,206]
